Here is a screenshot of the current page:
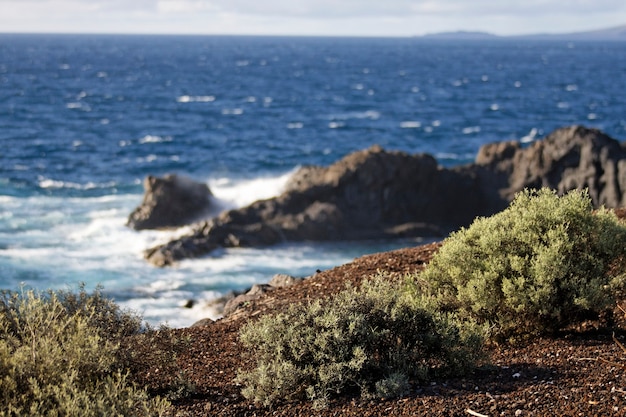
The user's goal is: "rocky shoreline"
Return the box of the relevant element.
[129,125,626,267]
[121,126,626,415]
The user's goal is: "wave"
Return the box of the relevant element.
[176,95,216,103]
[38,177,119,191]
[520,127,540,143]
[138,135,172,144]
[208,169,297,211]
[400,121,421,129]
[328,110,381,121]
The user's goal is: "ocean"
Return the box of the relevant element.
[1,34,625,327]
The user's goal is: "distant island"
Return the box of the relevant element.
[421,24,626,41]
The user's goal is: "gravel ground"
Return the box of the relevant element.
[131,229,626,416]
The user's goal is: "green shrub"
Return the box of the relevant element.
[237,276,484,408]
[421,188,626,341]
[0,287,171,417]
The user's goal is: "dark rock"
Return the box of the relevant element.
[474,125,626,207]
[268,274,304,288]
[127,174,213,230]
[189,318,214,328]
[222,275,304,317]
[145,145,488,266]
[143,125,626,266]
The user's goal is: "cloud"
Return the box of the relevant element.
[1,0,625,36]
[152,0,626,18]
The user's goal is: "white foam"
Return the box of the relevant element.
[462,126,481,134]
[177,95,216,103]
[138,135,172,144]
[38,177,116,190]
[330,110,380,121]
[490,104,500,111]
[287,122,304,129]
[400,121,421,129]
[520,128,539,143]
[208,170,295,210]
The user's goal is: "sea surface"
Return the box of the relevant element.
[1,34,625,327]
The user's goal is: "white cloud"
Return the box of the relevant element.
[0,0,625,36]
[151,0,626,18]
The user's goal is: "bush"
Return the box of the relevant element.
[0,287,171,417]
[421,188,626,341]
[237,276,484,408]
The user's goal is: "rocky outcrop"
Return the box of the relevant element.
[474,125,626,207]
[143,125,626,266]
[127,174,213,230]
[145,145,489,266]
[221,274,304,318]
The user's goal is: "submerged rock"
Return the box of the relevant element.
[127,174,213,230]
[141,125,626,266]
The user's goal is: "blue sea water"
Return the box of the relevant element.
[1,34,625,326]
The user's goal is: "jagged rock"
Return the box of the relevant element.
[127,174,213,230]
[145,145,488,266]
[475,125,626,207]
[142,125,626,266]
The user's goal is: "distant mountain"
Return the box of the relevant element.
[420,24,626,41]
[515,24,626,41]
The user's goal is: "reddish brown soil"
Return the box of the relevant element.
[130,234,626,416]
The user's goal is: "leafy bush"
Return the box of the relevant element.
[421,188,626,341]
[237,276,484,408]
[0,287,171,417]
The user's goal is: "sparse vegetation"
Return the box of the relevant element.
[5,188,625,414]
[421,188,626,341]
[237,276,484,408]
[0,287,172,417]
[238,187,626,408]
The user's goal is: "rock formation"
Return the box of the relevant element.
[144,145,491,266]
[473,125,626,207]
[221,274,304,318]
[127,174,213,230]
[141,125,626,266]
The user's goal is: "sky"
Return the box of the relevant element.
[1,0,625,37]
